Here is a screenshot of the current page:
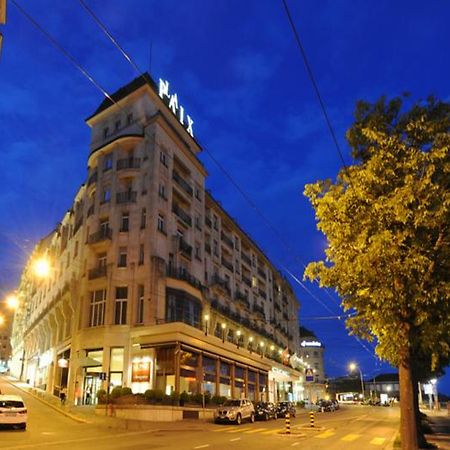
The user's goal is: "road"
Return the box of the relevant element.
[0,378,399,449]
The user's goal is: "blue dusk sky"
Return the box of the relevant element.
[0,1,449,394]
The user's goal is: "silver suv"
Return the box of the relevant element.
[214,399,255,425]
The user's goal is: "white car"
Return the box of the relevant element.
[0,395,28,430]
[214,399,255,425]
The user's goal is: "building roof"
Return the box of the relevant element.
[370,373,399,383]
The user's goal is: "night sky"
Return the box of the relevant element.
[1,0,449,395]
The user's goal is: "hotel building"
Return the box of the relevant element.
[10,74,305,405]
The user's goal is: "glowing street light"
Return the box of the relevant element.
[349,362,365,400]
[203,314,209,336]
[6,294,19,310]
[0,315,4,326]
[33,257,52,278]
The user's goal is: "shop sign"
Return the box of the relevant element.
[305,368,314,382]
[300,340,322,347]
[158,79,194,138]
[131,359,151,382]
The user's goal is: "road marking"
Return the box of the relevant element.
[341,433,361,442]
[370,437,386,445]
[243,427,267,434]
[261,428,283,435]
[193,446,210,449]
[229,438,241,442]
[226,427,252,433]
[213,426,234,432]
[291,443,300,447]
[315,430,336,439]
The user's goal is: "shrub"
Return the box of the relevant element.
[170,391,180,404]
[180,391,190,405]
[144,389,156,403]
[121,387,133,396]
[154,389,165,403]
[96,389,107,404]
[110,386,123,399]
[204,392,211,405]
[212,395,226,405]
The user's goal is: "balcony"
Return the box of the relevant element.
[274,302,281,312]
[172,203,192,227]
[221,231,233,248]
[241,252,251,266]
[253,304,265,318]
[283,312,289,321]
[211,300,241,324]
[87,171,98,186]
[242,276,251,288]
[205,216,212,227]
[179,238,192,259]
[116,157,141,171]
[258,289,267,300]
[211,274,231,296]
[116,190,137,204]
[205,243,211,254]
[87,228,112,246]
[87,204,95,218]
[235,291,250,309]
[172,170,193,196]
[221,257,233,272]
[88,266,107,280]
[257,267,266,279]
[166,265,203,291]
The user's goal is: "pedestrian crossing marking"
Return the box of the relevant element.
[370,437,386,445]
[315,430,336,439]
[213,427,235,432]
[226,427,253,433]
[341,434,361,442]
[243,428,268,434]
[261,428,284,435]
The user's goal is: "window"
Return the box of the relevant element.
[139,244,144,265]
[165,288,201,328]
[157,214,165,233]
[115,120,121,131]
[195,242,201,260]
[158,183,167,200]
[74,241,79,257]
[98,253,107,268]
[195,186,201,201]
[114,287,128,325]
[127,113,133,125]
[140,208,146,229]
[194,215,201,230]
[101,188,111,204]
[118,247,127,267]
[136,285,144,324]
[213,215,218,230]
[252,276,258,288]
[160,151,168,167]
[100,219,109,234]
[103,154,113,171]
[120,212,129,232]
[89,289,106,327]
[213,240,218,256]
[234,237,239,251]
[103,127,109,139]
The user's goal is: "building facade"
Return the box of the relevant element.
[10,74,304,405]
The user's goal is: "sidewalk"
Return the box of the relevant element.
[423,409,450,450]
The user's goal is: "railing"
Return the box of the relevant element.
[87,228,112,244]
[116,157,141,171]
[116,190,137,204]
[87,171,98,186]
[166,266,202,290]
[172,203,192,226]
[88,266,107,280]
[205,243,211,254]
[241,252,251,266]
[221,231,233,248]
[258,289,267,300]
[179,238,192,259]
[221,257,233,272]
[205,216,212,227]
[235,291,250,309]
[283,312,289,321]
[172,170,193,196]
[253,304,265,317]
[274,302,281,312]
[257,267,266,279]
[212,274,231,296]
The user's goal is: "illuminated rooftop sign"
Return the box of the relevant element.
[158,79,194,138]
[301,340,322,348]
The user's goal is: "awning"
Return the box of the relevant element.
[77,356,102,367]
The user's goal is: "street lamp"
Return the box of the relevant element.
[236,330,241,349]
[249,336,254,353]
[203,314,209,336]
[6,294,19,310]
[32,256,52,278]
[221,323,226,343]
[349,362,365,400]
[259,341,265,358]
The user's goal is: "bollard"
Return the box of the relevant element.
[309,411,315,427]
[285,411,291,434]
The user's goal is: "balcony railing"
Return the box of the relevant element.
[212,274,231,296]
[241,252,251,266]
[235,291,250,309]
[116,190,137,204]
[221,231,233,248]
[166,265,202,290]
[205,243,211,254]
[172,170,193,196]
[116,157,141,171]
[179,238,192,259]
[257,267,266,279]
[87,228,112,245]
[258,289,267,300]
[253,304,265,317]
[274,302,281,312]
[88,266,107,280]
[205,216,212,227]
[242,276,251,288]
[221,257,233,272]
[172,203,192,226]
[87,171,98,186]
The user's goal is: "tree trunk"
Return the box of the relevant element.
[412,371,427,447]
[399,348,419,450]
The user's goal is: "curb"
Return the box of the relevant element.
[4,377,90,424]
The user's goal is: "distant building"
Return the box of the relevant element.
[0,304,12,369]
[297,326,325,383]
[10,74,310,405]
[366,373,399,399]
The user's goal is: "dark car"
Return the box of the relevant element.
[254,402,278,421]
[316,399,334,412]
[276,401,296,418]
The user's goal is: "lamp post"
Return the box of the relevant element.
[349,362,365,400]
[203,314,209,336]
[259,341,265,358]
[249,336,254,354]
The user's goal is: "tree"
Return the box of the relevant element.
[304,96,450,450]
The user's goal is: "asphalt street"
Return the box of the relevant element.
[0,378,399,450]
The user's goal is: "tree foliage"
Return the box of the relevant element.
[304,95,450,370]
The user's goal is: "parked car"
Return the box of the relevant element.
[0,395,27,430]
[214,399,255,425]
[316,399,334,412]
[276,401,296,418]
[254,402,278,420]
[331,399,339,410]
